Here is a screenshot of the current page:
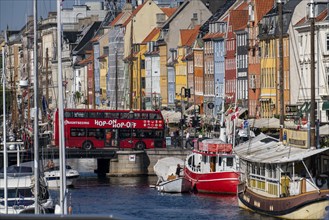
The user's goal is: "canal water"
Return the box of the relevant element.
[49,159,277,220]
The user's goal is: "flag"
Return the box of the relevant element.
[231,107,239,121]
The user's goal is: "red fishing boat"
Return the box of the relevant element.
[184,138,240,194]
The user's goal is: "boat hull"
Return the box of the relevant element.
[46,176,79,188]
[156,177,191,193]
[184,168,239,194]
[238,187,329,219]
[44,168,80,188]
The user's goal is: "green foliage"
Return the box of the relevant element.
[74,91,82,102]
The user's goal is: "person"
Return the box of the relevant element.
[185,131,190,149]
[47,160,55,169]
[175,164,182,177]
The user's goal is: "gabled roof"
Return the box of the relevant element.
[295,8,328,26]
[142,27,160,44]
[230,9,248,31]
[77,55,93,66]
[200,0,237,34]
[72,21,101,55]
[161,7,177,17]
[255,0,275,23]
[203,32,225,40]
[161,1,190,29]
[63,31,80,43]
[180,25,200,47]
[110,12,124,27]
[122,2,147,27]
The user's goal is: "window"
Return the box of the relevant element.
[71,128,86,137]
[226,157,234,166]
[140,59,145,69]
[73,111,87,118]
[103,46,109,55]
[104,112,120,118]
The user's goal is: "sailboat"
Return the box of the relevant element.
[234,1,329,219]
[0,0,55,214]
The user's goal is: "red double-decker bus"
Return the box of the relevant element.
[53,108,166,150]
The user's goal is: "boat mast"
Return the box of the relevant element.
[278,0,284,142]
[309,0,316,148]
[2,33,8,214]
[33,0,40,214]
[129,1,134,110]
[57,0,67,214]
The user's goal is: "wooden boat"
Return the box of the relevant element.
[235,133,329,219]
[154,157,191,193]
[184,138,240,194]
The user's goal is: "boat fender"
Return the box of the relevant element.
[315,175,326,188]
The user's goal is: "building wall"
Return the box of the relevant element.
[260,39,276,118]
[194,49,204,112]
[175,46,187,102]
[204,40,214,117]
[159,44,168,106]
[165,0,211,56]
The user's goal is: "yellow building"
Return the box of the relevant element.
[260,38,277,118]
[97,31,109,107]
[132,45,146,110]
[260,37,290,118]
[122,0,171,109]
[175,26,200,104]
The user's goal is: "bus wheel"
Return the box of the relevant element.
[135,141,145,150]
[82,141,93,150]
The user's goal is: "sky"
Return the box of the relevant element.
[0,0,93,33]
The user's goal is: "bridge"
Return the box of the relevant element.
[1,142,191,176]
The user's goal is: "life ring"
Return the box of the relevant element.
[315,175,327,188]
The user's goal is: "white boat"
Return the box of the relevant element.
[44,165,80,188]
[154,157,191,193]
[0,171,54,214]
[156,176,191,193]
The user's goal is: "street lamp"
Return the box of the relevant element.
[129,110,134,149]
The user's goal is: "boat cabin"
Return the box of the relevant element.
[236,133,329,198]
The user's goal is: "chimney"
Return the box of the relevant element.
[156,13,166,27]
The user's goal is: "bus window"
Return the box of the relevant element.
[155,131,163,138]
[89,112,104,118]
[141,113,148,119]
[87,128,96,137]
[104,112,119,119]
[149,113,161,120]
[119,129,131,139]
[105,129,113,147]
[120,112,130,119]
[71,128,86,137]
[134,113,141,119]
[74,112,87,118]
[64,111,72,118]
[95,129,104,140]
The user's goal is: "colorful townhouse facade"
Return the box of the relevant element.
[2,0,329,128]
[247,0,274,118]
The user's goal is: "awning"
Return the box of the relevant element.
[234,133,329,164]
[322,101,329,110]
